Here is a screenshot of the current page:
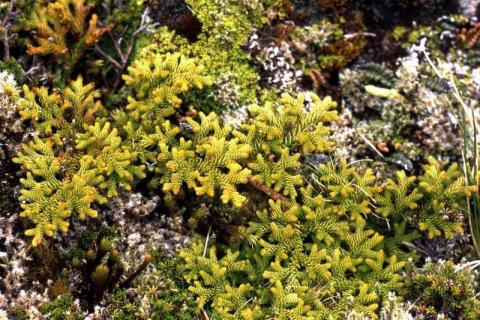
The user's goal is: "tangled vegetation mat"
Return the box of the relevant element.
[1,0,480,319]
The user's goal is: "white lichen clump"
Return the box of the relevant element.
[0,71,19,118]
[459,0,480,17]
[0,215,49,319]
[0,71,22,159]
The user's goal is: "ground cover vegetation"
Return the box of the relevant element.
[1,0,480,319]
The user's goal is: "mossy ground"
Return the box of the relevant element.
[1,0,480,319]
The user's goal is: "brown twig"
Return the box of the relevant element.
[200,310,210,320]
[1,0,18,60]
[95,7,155,91]
[94,44,122,70]
[119,253,153,288]
[247,177,289,202]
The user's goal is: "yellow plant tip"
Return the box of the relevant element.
[365,85,399,99]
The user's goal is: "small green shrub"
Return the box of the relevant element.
[40,294,84,320]
[403,260,480,319]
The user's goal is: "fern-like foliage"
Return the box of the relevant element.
[114,53,475,319]
[18,76,104,144]
[376,157,476,239]
[13,137,105,246]
[376,171,423,218]
[234,93,338,199]
[23,0,111,75]
[117,54,339,207]
[316,159,381,221]
[248,150,302,199]
[14,77,142,245]
[76,122,146,197]
[181,185,406,319]
[417,157,476,238]
[233,92,338,155]
[122,53,212,125]
[180,154,474,319]
[130,111,252,207]
[13,48,477,320]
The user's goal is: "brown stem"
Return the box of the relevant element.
[247,177,289,202]
[95,8,153,92]
[2,29,9,60]
[1,0,15,60]
[120,253,152,288]
[94,44,122,70]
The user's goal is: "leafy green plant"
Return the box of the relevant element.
[421,51,480,254]
[403,260,480,319]
[13,77,141,245]
[179,153,474,319]
[40,294,84,320]
[11,39,477,320]
[22,0,111,81]
[376,157,475,239]
[140,0,284,113]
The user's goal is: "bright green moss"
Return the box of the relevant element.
[40,294,84,320]
[10,13,478,319]
[139,0,284,113]
[0,58,24,83]
[104,289,140,320]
